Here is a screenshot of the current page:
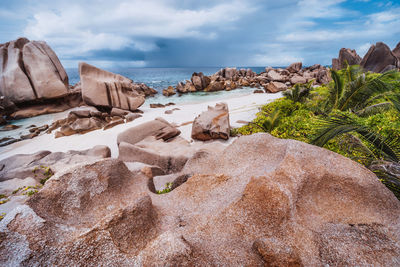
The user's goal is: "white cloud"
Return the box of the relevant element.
[23,0,256,58]
[357,42,372,57]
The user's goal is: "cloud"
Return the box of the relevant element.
[23,0,256,58]
[0,0,399,67]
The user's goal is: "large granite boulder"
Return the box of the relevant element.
[265,81,287,93]
[360,42,399,73]
[332,48,362,70]
[191,102,230,141]
[287,62,302,73]
[79,62,145,111]
[393,41,400,60]
[1,134,399,266]
[0,38,69,103]
[191,72,211,91]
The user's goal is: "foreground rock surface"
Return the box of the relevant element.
[191,102,230,141]
[79,62,146,111]
[1,134,399,266]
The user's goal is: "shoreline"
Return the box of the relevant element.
[0,91,283,160]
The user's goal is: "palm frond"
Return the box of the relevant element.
[312,114,400,162]
[249,108,281,133]
[329,69,344,109]
[387,94,400,113]
[339,71,395,111]
[356,102,392,117]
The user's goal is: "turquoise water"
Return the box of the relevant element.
[66,67,267,92]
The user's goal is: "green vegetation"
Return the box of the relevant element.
[12,185,43,196]
[33,165,54,185]
[156,182,173,194]
[235,65,400,199]
[0,212,6,221]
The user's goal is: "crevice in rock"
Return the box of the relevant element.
[115,82,122,108]
[18,46,38,99]
[104,82,112,106]
[1,43,8,72]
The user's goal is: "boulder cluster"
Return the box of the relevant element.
[332,41,400,73]
[1,132,399,265]
[0,38,156,123]
[163,63,330,96]
[50,107,143,138]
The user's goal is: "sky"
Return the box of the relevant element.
[0,0,399,68]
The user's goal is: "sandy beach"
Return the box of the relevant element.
[0,92,282,160]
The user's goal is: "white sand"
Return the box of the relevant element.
[0,92,282,160]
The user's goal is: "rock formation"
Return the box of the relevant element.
[48,107,141,138]
[1,134,399,265]
[360,42,399,73]
[117,117,180,146]
[0,38,69,103]
[191,102,230,141]
[332,48,362,70]
[79,62,146,111]
[393,42,400,60]
[162,64,330,97]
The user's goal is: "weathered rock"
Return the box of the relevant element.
[119,137,192,173]
[103,118,124,130]
[79,62,145,111]
[117,117,180,145]
[0,96,17,116]
[290,75,307,84]
[162,86,176,96]
[183,80,196,93]
[0,124,19,131]
[267,69,287,82]
[0,38,69,103]
[191,102,230,141]
[0,145,111,183]
[204,80,225,92]
[55,117,104,137]
[332,48,362,70]
[265,81,288,93]
[8,91,84,119]
[253,89,264,93]
[110,107,129,117]
[287,62,302,73]
[393,42,400,60]
[132,83,157,97]
[224,80,237,91]
[223,67,238,80]
[361,42,399,73]
[191,72,211,91]
[125,113,142,122]
[2,134,399,265]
